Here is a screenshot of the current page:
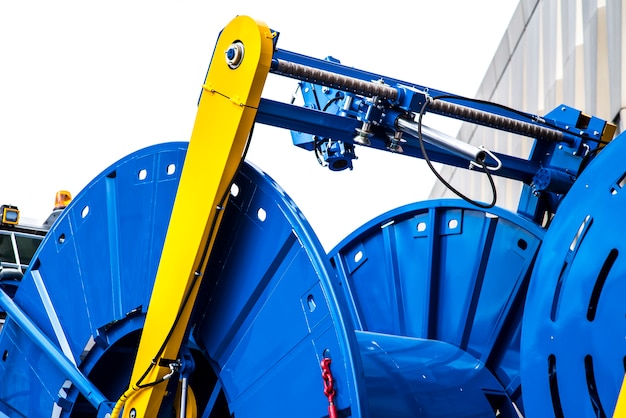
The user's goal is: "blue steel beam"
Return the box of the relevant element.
[270,49,589,142]
[255,98,541,184]
[0,289,111,416]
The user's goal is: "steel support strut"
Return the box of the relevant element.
[112,16,274,417]
[0,289,111,415]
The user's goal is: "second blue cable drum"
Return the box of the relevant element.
[328,199,545,416]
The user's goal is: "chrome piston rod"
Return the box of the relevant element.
[396,117,486,164]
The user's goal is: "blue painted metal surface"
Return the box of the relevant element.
[256,96,544,183]
[328,200,545,416]
[263,47,614,223]
[0,139,555,417]
[267,48,609,179]
[522,133,626,417]
[0,288,109,415]
[356,331,518,417]
[0,142,185,416]
[1,131,626,415]
[0,32,621,413]
[0,142,367,417]
[193,155,365,418]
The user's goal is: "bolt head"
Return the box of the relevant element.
[225,42,244,69]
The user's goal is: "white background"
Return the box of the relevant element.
[0,1,519,249]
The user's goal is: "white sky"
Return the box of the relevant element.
[0,1,519,250]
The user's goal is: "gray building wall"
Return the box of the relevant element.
[429,0,623,211]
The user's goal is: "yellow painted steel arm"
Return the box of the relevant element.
[112,15,275,417]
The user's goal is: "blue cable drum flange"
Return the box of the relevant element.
[328,200,545,416]
[0,142,367,417]
[191,156,366,417]
[521,134,626,417]
[0,142,187,416]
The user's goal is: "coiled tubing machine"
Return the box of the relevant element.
[0,15,625,418]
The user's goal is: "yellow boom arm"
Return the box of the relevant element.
[112,15,275,417]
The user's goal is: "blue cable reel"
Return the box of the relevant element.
[328,199,545,417]
[522,134,626,418]
[7,136,622,416]
[0,140,562,417]
[0,142,365,417]
[0,143,187,417]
